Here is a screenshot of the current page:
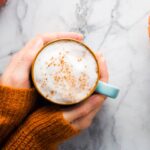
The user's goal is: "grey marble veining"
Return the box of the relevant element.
[0,0,150,150]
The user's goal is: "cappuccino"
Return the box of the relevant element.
[32,39,99,104]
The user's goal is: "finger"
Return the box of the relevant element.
[41,32,83,43]
[13,36,44,72]
[20,32,83,70]
[1,36,43,84]
[3,36,43,74]
[63,94,105,122]
[21,36,44,66]
[5,32,83,74]
[85,102,102,121]
[72,106,100,130]
[95,52,109,82]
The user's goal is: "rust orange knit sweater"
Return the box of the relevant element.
[0,85,79,150]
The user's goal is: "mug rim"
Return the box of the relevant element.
[31,38,100,105]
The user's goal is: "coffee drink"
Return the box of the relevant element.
[32,39,99,105]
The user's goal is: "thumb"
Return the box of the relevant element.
[19,36,44,71]
[95,52,109,82]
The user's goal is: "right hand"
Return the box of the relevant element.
[63,52,109,130]
[22,52,108,136]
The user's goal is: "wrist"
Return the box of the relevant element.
[0,85,37,106]
[0,73,31,88]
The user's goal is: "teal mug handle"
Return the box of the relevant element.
[95,81,120,99]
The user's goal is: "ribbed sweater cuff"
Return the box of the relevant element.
[0,85,37,115]
[0,85,37,143]
[3,107,79,149]
[0,85,36,102]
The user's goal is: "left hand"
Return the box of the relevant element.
[0,32,83,88]
[63,53,109,130]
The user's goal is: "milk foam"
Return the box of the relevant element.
[33,40,98,104]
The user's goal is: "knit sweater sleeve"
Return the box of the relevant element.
[2,106,80,150]
[0,85,37,144]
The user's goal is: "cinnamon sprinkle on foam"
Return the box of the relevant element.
[34,41,98,104]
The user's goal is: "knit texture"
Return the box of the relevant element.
[0,85,79,150]
[0,85,37,143]
[3,106,79,150]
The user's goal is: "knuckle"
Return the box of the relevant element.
[89,103,98,111]
[79,107,89,117]
[93,99,100,106]
[90,96,101,107]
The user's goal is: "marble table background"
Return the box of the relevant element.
[0,0,150,150]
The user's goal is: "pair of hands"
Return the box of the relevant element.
[0,32,109,130]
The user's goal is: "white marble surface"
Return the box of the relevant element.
[0,0,150,150]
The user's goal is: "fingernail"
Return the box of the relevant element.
[72,32,84,40]
[78,33,84,39]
